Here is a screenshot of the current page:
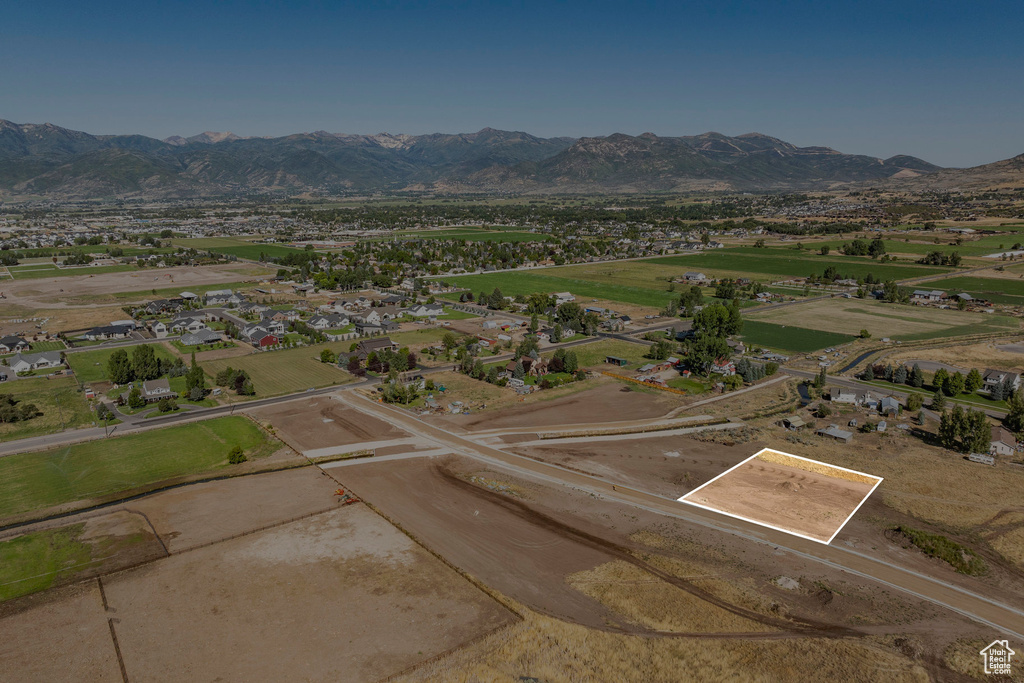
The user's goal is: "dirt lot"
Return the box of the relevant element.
[102,504,512,682]
[339,454,991,678]
[248,396,411,452]
[126,466,343,552]
[887,340,1024,373]
[434,379,683,432]
[511,435,759,499]
[2,263,272,307]
[681,450,880,544]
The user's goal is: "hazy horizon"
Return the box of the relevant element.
[3,0,1022,168]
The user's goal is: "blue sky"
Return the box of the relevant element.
[2,0,1021,167]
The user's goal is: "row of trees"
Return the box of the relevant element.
[214,367,255,396]
[108,346,189,385]
[0,394,40,423]
[938,406,991,453]
[734,358,779,383]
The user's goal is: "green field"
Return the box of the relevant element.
[174,237,312,260]
[0,416,277,521]
[921,275,1024,305]
[444,271,676,309]
[807,235,1023,258]
[740,321,857,353]
[0,525,93,600]
[0,376,93,442]
[562,340,654,368]
[648,250,953,282]
[66,343,179,384]
[9,264,138,279]
[203,346,354,396]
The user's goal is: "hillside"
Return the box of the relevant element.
[888,152,1024,191]
[0,119,948,199]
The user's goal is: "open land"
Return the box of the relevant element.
[202,346,356,398]
[0,376,93,442]
[248,396,411,453]
[680,449,881,544]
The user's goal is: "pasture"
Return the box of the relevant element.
[745,298,1019,341]
[443,269,676,309]
[740,321,856,353]
[0,376,93,442]
[66,342,179,384]
[174,237,311,261]
[202,346,354,396]
[8,264,138,279]
[0,416,277,520]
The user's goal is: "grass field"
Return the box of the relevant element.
[740,321,857,353]
[564,340,654,368]
[66,343,179,384]
[921,275,1024,305]
[806,235,1021,258]
[70,278,262,305]
[174,237,312,260]
[23,340,65,353]
[0,525,93,600]
[444,271,676,308]
[648,250,953,282]
[9,264,138,279]
[202,346,354,396]
[0,376,93,442]
[745,298,1019,341]
[0,416,278,520]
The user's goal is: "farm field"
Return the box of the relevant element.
[745,298,1020,341]
[443,270,676,308]
[922,275,1024,305]
[802,235,1022,258]
[66,342,179,384]
[0,376,93,442]
[648,249,953,281]
[0,416,278,521]
[202,346,355,397]
[740,321,856,353]
[564,339,656,368]
[173,237,313,260]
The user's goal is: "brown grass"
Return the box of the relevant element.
[756,449,880,486]
[567,560,776,633]
[393,601,930,683]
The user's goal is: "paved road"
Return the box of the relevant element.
[340,392,1024,640]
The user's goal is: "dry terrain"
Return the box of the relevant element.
[886,340,1024,373]
[249,396,411,453]
[680,449,881,544]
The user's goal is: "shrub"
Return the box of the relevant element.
[815,404,832,418]
[892,525,987,575]
[227,445,247,464]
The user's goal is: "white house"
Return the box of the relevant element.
[991,426,1017,456]
[408,304,444,318]
[9,351,63,373]
[553,292,575,305]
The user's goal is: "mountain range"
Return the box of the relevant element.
[0,119,1007,200]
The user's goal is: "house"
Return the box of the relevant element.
[990,426,1017,456]
[180,329,223,346]
[606,356,629,367]
[831,387,870,405]
[912,289,946,302]
[170,317,209,334]
[553,292,575,305]
[408,304,444,318]
[308,314,349,330]
[711,359,736,376]
[9,351,64,374]
[120,378,178,404]
[145,298,185,315]
[879,396,900,416]
[0,335,29,353]
[250,332,280,349]
[150,321,168,338]
[683,272,707,281]
[179,291,199,301]
[983,369,1021,394]
[84,324,133,341]
[352,310,382,326]
[817,424,853,444]
[356,337,399,360]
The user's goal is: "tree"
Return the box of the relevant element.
[815,404,832,418]
[860,329,871,339]
[965,368,983,393]
[864,365,875,381]
[512,360,525,380]
[820,245,831,255]
[126,386,145,410]
[893,365,907,385]
[320,348,336,364]
[129,344,158,382]
[1005,389,1024,434]
[157,397,175,413]
[564,351,578,374]
[932,390,946,410]
[107,349,133,384]
[933,368,950,394]
[529,313,539,333]
[945,371,966,397]
[990,378,1007,401]
[910,364,924,388]
[347,355,362,375]
[906,393,923,411]
[228,445,247,464]
[813,367,827,390]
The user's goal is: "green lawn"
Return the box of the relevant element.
[562,340,654,368]
[0,416,278,520]
[444,271,676,308]
[25,340,65,353]
[436,307,479,320]
[66,343,179,384]
[173,238,312,260]
[740,321,857,353]
[0,376,94,442]
[667,377,708,393]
